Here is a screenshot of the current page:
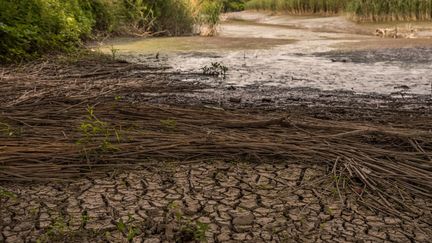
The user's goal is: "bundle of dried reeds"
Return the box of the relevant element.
[1,57,431,217]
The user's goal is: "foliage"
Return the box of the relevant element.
[202,62,228,78]
[36,216,68,243]
[0,121,20,137]
[160,119,178,129]
[77,105,121,152]
[110,45,120,60]
[245,0,348,14]
[199,0,223,29]
[221,0,248,12]
[168,202,209,242]
[115,215,141,241]
[245,0,432,21]
[0,0,235,62]
[0,0,94,63]
[0,0,198,63]
[0,187,17,200]
[347,0,432,22]
[117,0,195,35]
[151,0,196,36]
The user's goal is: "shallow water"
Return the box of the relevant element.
[100,12,432,95]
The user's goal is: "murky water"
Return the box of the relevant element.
[100,12,432,95]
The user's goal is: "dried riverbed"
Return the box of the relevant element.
[1,12,432,243]
[2,162,431,242]
[1,54,431,243]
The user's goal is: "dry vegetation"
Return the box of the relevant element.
[1,56,431,218]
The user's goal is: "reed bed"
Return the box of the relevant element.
[347,0,432,22]
[246,0,348,15]
[245,0,432,21]
[1,58,432,216]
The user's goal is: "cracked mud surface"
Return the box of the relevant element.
[1,162,431,242]
[2,11,432,243]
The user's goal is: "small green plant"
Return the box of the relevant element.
[176,219,209,242]
[114,95,123,101]
[201,62,228,78]
[77,105,121,152]
[168,201,183,222]
[0,187,17,200]
[127,227,139,242]
[320,222,327,229]
[110,45,119,60]
[80,210,89,228]
[115,215,141,242]
[168,202,209,242]
[194,221,209,242]
[37,216,68,243]
[160,119,177,129]
[29,207,39,216]
[116,218,127,232]
[0,122,19,137]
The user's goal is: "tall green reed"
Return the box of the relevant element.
[245,0,432,21]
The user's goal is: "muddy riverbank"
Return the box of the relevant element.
[98,11,432,95]
[1,11,432,243]
[1,55,432,242]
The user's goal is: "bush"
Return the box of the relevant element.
[200,1,223,27]
[221,0,247,12]
[149,0,195,36]
[0,0,199,63]
[0,0,94,63]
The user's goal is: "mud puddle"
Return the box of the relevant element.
[99,11,432,96]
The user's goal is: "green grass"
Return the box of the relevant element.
[245,0,432,21]
[200,0,223,28]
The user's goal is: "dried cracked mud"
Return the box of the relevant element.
[2,11,432,243]
[1,162,431,242]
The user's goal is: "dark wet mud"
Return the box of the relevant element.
[99,12,432,95]
[317,47,432,65]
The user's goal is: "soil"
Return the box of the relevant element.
[1,12,432,243]
[2,163,430,243]
[1,54,431,243]
[98,12,432,95]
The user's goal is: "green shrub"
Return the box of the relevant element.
[79,0,118,33]
[221,0,247,12]
[200,0,223,27]
[0,0,94,63]
[0,0,197,63]
[151,0,195,36]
